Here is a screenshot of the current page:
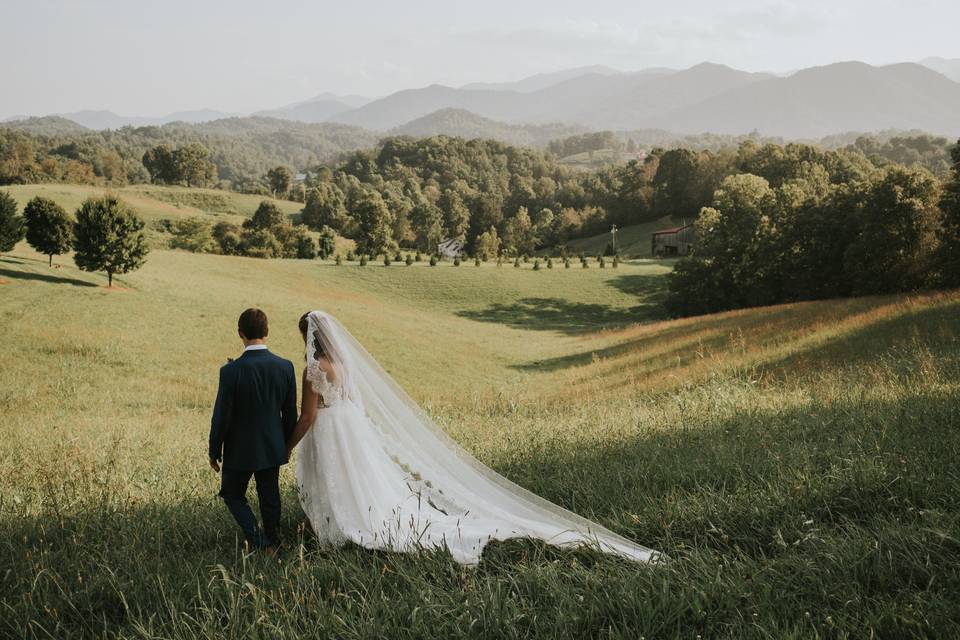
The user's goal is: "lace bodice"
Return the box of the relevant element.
[308,365,346,407]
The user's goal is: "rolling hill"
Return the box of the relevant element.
[0,115,90,135]
[389,108,587,147]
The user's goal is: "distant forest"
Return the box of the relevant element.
[1,116,958,268]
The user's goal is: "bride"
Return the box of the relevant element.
[286,310,660,565]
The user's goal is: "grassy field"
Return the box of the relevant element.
[1,239,959,638]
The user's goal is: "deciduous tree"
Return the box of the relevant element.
[24,196,72,265]
[73,196,149,286]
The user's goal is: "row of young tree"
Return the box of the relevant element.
[664,140,960,316]
[0,192,149,286]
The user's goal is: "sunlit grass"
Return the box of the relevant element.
[2,240,959,638]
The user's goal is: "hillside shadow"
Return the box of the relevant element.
[0,267,97,287]
[456,297,653,334]
[511,293,949,374]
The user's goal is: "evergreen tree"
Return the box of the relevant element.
[0,191,25,253]
[23,196,71,265]
[317,226,337,259]
[73,196,149,286]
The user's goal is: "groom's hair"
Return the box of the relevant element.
[238,308,269,340]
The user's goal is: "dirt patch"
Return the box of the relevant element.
[102,285,134,292]
[0,279,9,285]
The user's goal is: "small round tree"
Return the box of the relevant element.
[564,257,571,268]
[415,251,422,262]
[513,257,520,268]
[405,254,413,266]
[474,256,481,266]
[335,254,342,265]
[429,255,438,266]
[359,254,368,266]
[24,196,72,265]
[533,259,540,271]
[613,255,620,268]
[0,191,25,253]
[73,195,149,287]
[547,257,553,269]
[247,201,287,230]
[453,256,461,266]
[384,254,392,266]
[599,257,606,268]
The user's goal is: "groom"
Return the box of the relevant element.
[209,308,298,553]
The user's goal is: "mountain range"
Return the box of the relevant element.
[5,59,960,143]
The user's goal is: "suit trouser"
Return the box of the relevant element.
[219,466,281,549]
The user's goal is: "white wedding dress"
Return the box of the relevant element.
[295,311,660,565]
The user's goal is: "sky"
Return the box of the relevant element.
[1,0,958,119]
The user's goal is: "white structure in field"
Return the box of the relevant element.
[437,238,464,259]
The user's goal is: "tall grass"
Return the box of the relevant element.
[1,242,959,638]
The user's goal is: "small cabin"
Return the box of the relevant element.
[651,224,694,257]
[437,238,465,259]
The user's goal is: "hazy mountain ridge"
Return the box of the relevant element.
[920,57,960,82]
[645,62,960,138]
[8,60,960,141]
[461,65,625,92]
[48,109,240,130]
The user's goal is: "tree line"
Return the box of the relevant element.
[664,139,960,316]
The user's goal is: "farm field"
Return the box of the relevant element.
[1,240,959,638]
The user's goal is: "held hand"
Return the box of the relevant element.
[209,457,221,473]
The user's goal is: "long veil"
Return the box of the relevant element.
[303,310,660,564]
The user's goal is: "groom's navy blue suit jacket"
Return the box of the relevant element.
[209,348,298,471]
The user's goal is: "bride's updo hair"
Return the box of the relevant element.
[298,312,327,360]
